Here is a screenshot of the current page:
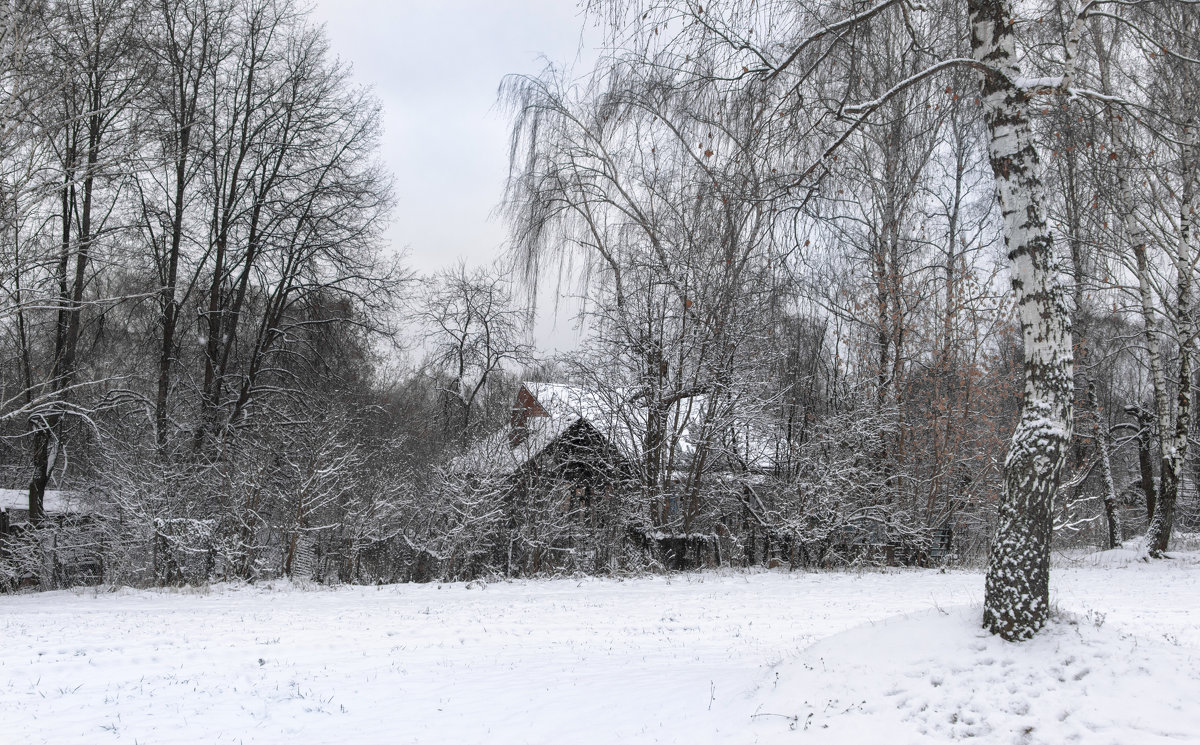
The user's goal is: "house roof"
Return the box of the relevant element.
[452,383,618,477]
[510,381,730,471]
[522,381,635,448]
[0,489,85,516]
[455,380,778,477]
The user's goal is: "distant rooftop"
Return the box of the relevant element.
[0,489,84,515]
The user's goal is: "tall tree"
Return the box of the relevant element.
[967,0,1075,641]
[27,0,147,521]
[135,0,231,452]
[194,2,395,447]
[526,0,1089,638]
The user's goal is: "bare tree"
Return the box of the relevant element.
[1072,3,1200,556]
[504,52,795,550]
[25,0,148,521]
[193,2,397,447]
[419,262,533,441]
[523,0,1113,638]
[134,0,232,452]
[0,0,406,589]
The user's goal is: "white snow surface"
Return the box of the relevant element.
[3,554,1199,744]
[0,488,82,515]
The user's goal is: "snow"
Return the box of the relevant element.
[1014,76,1065,91]
[3,557,1199,744]
[0,488,82,516]
[751,605,1200,744]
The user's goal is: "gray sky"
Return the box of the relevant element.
[309,1,593,276]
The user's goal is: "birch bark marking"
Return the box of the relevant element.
[1087,381,1122,550]
[1146,121,1196,556]
[970,0,1074,641]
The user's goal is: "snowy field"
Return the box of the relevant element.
[3,551,1199,745]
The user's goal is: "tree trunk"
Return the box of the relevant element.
[971,0,1075,641]
[30,120,97,522]
[1126,406,1158,523]
[1088,382,1121,550]
[1146,130,1195,556]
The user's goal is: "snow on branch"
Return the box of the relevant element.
[840,58,993,118]
[1083,10,1200,66]
[783,57,994,188]
[766,0,911,80]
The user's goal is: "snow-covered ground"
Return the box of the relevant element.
[3,552,1198,744]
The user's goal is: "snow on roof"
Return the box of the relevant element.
[452,416,584,478]
[523,382,613,423]
[0,488,85,515]
[457,381,777,476]
[451,382,636,477]
[522,381,637,452]
[519,381,724,468]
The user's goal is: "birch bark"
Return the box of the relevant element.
[1100,44,1196,556]
[970,0,1075,640]
[1145,135,1195,557]
[1087,382,1122,550]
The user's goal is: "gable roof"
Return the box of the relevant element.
[513,381,718,470]
[499,382,628,472]
[455,380,777,478]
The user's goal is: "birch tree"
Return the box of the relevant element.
[964,0,1075,640]
[1088,3,1199,556]
[504,56,791,542]
[553,0,1085,638]
[1125,5,1196,558]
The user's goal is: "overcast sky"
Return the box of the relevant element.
[309,1,594,276]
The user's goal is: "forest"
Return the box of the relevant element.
[1,0,1197,640]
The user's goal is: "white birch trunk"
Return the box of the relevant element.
[1087,382,1122,550]
[1097,33,1191,557]
[1147,129,1196,556]
[1111,153,1178,555]
[971,0,1074,641]
[1111,122,1195,557]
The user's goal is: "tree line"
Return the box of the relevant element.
[0,0,403,585]
[499,0,1200,640]
[1,0,1197,644]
